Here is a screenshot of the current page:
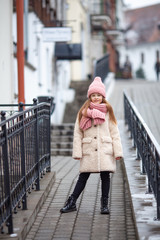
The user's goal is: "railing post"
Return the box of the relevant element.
[147,153,152,193]
[47,97,51,172]
[145,137,152,193]
[1,111,13,234]
[123,94,127,125]
[136,148,140,160]
[140,146,146,175]
[19,102,24,112]
[156,151,160,220]
[123,90,160,221]
[19,102,27,210]
[33,98,40,190]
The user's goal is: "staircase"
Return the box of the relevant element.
[51,124,74,156]
[63,80,91,123]
[51,80,91,156]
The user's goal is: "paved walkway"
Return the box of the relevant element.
[109,79,160,240]
[24,80,144,240]
[24,156,136,240]
[109,79,160,144]
[1,79,160,240]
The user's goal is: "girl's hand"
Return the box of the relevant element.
[116,157,122,160]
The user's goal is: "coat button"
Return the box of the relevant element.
[94,137,97,139]
[95,149,97,151]
[94,125,97,127]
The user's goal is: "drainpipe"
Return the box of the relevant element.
[24,0,28,61]
[16,0,25,104]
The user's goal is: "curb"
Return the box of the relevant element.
[1,171,56,240]
[120,158,139,240]
[119,121,160,240]
[104,72,115,101]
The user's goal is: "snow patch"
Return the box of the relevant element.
[10,233,18,237]
[132,193,153,199]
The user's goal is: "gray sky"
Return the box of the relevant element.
[123,0,160,9]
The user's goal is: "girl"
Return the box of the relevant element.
[60,76,123,214]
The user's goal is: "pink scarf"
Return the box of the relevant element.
[80,102,107,131]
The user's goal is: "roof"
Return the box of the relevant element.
[125,3,160,47]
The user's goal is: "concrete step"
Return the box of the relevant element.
[51,129,74,136]
[51,142,73,149]
[51,123,74,131]
[51,148,73,156]
[51,135,73,142]
[51,124,74,156]
[63,80,91,123]
[70,79,91,91]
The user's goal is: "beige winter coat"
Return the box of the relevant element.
[72,112,123,173]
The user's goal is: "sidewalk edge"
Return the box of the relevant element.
[20,171,56,240]
[1,171,56,240]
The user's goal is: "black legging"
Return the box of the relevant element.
[72,171,110,200]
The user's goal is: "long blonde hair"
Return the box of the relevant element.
[78,97,117,124]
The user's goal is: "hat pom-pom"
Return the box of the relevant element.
[94,77,102,82]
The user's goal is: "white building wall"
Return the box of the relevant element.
[52,60,75,124]
[88,0,104,76]
[0,0,14,104]
[119,42,160,81]
[0,2,73,124]
[116,0,125,29]
[117,1,160,82]
[66,0,90,81]
[89,35,104,72]
[13,12,55,104]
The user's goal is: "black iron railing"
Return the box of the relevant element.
[0,98,52,234]
[94,54,109,82]
[124,91,160,220]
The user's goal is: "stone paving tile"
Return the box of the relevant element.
[109,80,160,144]
[4,80,160,240]
[24,155,137,240]
[25,80,152,240]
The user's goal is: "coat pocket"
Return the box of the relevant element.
[101,136,113,155]
[82,137,92,156]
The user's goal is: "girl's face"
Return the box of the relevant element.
[90,93,103,104]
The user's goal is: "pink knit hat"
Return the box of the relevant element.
[87,76,106,98]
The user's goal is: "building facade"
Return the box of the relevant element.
[0,0,125,124]
[119,3,160,81]
[0,0,14,104]
[0,0,73,123]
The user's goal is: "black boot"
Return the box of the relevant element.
[101,197,110,214]
[60,195,77,213]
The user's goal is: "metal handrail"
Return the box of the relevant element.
[0,98,52,234]
[0,96,55,118]
[94,54,110,82]
[124,90,160,220]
